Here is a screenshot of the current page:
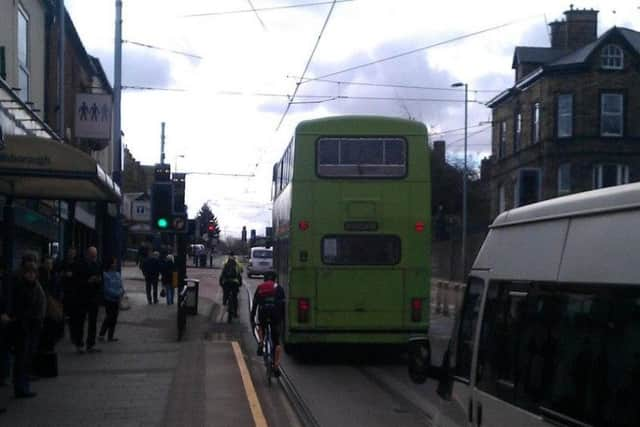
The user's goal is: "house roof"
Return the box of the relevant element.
[489,26,640,108]
[511,47,567,68]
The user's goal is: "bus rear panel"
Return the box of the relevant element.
[272,116,430,347]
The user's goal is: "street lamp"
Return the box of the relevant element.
[451,82,468,279]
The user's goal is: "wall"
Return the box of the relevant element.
[431,231,488,282]
[0,0,47,116]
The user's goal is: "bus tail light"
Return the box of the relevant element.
[411,298,423,322]
[298,298,310,323]
[415,221,425,232]
[299,220,310,231]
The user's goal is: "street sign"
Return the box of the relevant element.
[75,94,112,139]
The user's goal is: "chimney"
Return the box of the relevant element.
[433,140,446,164]
[564,6,598,50]
[549,20,568,49]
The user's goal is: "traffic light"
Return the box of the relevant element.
[151,182,173,231]
[207,221,216,237]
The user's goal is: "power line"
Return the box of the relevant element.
[181,0,354,18]
[123,40,203,60]
[123,85,187,92]
[276,0,338,131]
[447,126,492,147]
[216,90,484,103]
[430,123,489,136]
[247,0,267,30]
[301,14,540,83]
[185,171,255,177]
[287,76,503,93]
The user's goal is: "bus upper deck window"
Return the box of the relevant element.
[317,137,407,178]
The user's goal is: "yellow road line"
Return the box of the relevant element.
[232,341,268,427]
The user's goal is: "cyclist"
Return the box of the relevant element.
[250,271,285,376]
[219,252,243,316]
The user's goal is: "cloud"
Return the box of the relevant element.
[89,48,175,89]
[258,38,461,122]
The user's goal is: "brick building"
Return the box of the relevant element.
[487,6,640,219]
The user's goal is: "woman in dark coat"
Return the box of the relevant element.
[11,261,46,398]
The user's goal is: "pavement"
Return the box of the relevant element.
[0,262,270,427]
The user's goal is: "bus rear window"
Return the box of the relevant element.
[322,235,401,265]
[317,137,406,178]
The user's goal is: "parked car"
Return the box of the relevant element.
[246,246,273,278]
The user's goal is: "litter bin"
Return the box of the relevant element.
[183,278,200,315]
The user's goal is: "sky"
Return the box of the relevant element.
[64,0,640,238]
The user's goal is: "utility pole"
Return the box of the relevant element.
[113,0,123,267]
[451,82,468,279]
[161,121,166,165]
[58,0,66,255]
[58,0,65,137]
[461,84,468,279]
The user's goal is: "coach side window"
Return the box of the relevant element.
[476,282,530,407]
[474,282,640,427]
[454,277,485,382]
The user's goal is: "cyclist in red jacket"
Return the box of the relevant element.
[250,271,285,375]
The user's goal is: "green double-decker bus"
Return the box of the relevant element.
[271,115,430,352]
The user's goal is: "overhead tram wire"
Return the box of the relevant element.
[247,0,267,30]
[122,40,203,60]
[447,126,492,148]
[299,14,541,84]
[430,123,490,137]
[123,85,187,92]
[276,0,338,131]
[183,171,255,177]
[286,76,503,93]
[180,0,354,18]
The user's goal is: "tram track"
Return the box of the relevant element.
[278,366,321,427]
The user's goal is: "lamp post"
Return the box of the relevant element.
[113,0,123,269]
[451,82,468,279]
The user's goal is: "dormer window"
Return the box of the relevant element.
[601,44,623,70]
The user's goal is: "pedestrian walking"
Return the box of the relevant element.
[55,248,80,340]
[142,251,161,304]
[99,258,124,342]
[10,260,46,398]
[34,255,64,377]
[161,255,176,305]
[70,247,103,354]
[0,263,12,411]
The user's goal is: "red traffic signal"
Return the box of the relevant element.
[207,222,216,233]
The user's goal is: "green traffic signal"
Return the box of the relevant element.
[157,218,169,229]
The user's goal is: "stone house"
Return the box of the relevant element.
[487,7,640,219]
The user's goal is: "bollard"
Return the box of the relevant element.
[183,278,200,316]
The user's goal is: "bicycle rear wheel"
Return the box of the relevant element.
[227,295,235,323]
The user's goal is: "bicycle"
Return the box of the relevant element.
[227,287,239,323]
[261,320,275,386]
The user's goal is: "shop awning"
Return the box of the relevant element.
[0,135,121,202]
